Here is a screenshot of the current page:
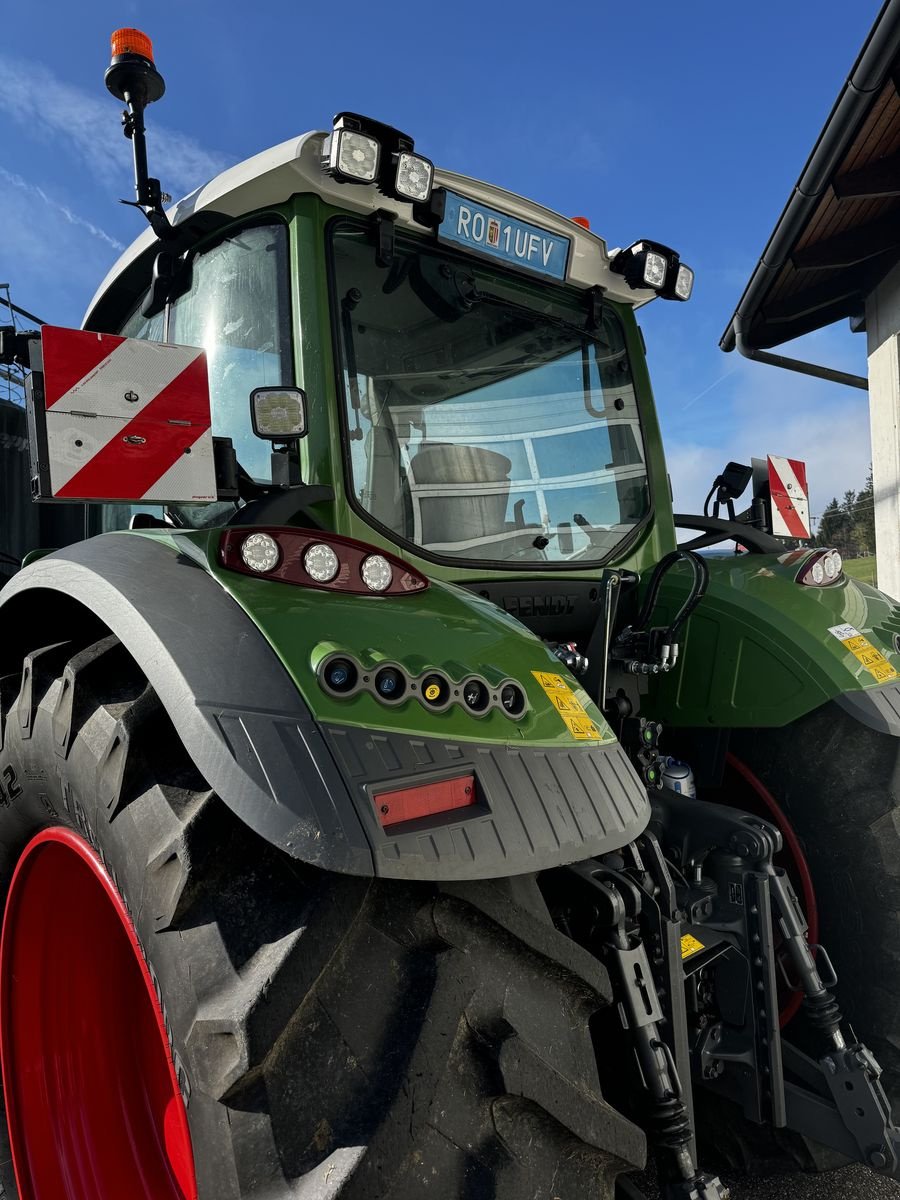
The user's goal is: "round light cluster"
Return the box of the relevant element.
[318,654,527,720]
[797,548,844,587]
[361,554,393,592]
[304,542,340,583]
[240,532,280,573]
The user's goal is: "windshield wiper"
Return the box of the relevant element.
[341,287,364,440]
[470,285,603,343]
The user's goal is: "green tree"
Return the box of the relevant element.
[853,466,875,555]
[817,497,846,550]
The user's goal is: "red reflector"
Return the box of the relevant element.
[374,775,476,829]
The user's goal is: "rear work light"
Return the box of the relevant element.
[373,775,477,831]
[796,548,843,587]
[219,528,428,596]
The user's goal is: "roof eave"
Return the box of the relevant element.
[721,0,900,353]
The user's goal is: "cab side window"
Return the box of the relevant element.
[168,223,293,483]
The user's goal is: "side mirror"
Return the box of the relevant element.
[250,387,308,441]
[142,249,192,319]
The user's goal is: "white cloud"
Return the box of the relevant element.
[0,174,123,327]
[665,351,871,529]
[0,168,124,251]
[0,53,229,199]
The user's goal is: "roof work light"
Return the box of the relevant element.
[610,241,695,301]
[325,113,434,204]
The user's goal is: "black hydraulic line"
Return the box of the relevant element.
[663,553,708,641]
[633,549,708,636]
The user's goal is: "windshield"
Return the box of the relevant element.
[331,222,649,564]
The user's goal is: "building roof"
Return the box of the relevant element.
[721,0,900,353]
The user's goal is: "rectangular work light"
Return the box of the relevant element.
[610,240,694,302]
[394,151,434,203]
[329,127,380,182]
[250,387,308,440]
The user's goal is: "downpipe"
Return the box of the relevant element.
[732,313,868,391]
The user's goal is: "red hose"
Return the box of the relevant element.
[725,752,819,1028]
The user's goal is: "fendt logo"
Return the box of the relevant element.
[502,594,577,618]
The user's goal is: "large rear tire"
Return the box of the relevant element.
[730,701,900,1102]
[0,635,645,1199]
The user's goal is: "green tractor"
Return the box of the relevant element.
[1,27,899,1200]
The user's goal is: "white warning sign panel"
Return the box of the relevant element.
[36,325,216,504]
[768,455,810,540]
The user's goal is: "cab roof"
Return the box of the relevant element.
[84,129,655,329]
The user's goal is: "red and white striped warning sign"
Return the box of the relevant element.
[39,325,216,503]
[767,454,810,539]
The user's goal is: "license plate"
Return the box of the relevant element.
[439,190,571,281]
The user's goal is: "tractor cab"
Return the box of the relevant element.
[73,101,693,597]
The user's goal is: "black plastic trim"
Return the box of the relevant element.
[322,722,651,880]
[836,679,900,736]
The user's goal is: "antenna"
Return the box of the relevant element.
[105,29,173,239]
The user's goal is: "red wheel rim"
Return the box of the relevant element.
[726,753,819,1028]
[0,827,198,1200]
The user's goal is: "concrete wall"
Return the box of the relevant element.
[866,259,900,601]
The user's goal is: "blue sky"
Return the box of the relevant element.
[0,0,879,522]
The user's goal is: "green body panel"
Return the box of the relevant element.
[129,529,615,748]
[642,555,900,728]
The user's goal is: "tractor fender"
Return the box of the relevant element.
[642,556,900,730]
[1,533,651,880]
[0,533,377,875]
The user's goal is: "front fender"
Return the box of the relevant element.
[643,555,900,729]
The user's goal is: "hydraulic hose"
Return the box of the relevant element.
[632,549,709,642]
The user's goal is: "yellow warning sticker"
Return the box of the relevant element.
[828,624,898,684]
[531,671,606,741]
[424,682,442,701]
[680,934,705,960]
[532,671,570,691]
